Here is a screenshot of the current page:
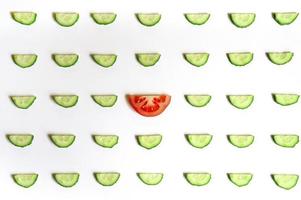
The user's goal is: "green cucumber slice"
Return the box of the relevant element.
[52,54,78,67]
[91,95,118,107]
[229,13,256,28]
[184,173,211,186]
[10,96,36,109]
[52,95,78,108]
[12,54,37,68]
[137,173,163,185]
[136,53,160,67]
[227,135,254,148]
[136,13,161,26]
[91,54,117,68]
[183,53,209,67]
[272,12,298,25]
[11,12,37,25]
[12,173,38,188]
[266,52,293,65]
[184,13,210,25]
[228,173,253,187]
[272,93,299,106]
[227,95,254,109]
[185,134,212,149]
[53,12,79,27]
[49,134,76,148]
[7,134,34,147]
[272,134,299,148]
[94,172,120,186]
[185,95,211,107]
[136,134,162,149]
[53,173,79,187]
[272,174,299,190]
[227,52,253,66]
[93,135,119,148]
[91,13,117,25]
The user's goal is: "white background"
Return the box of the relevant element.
[0,0,301,199]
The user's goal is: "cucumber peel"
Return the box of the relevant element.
[227,95,254,109]
[49,134,76,148]
[91,95,118,107]
[136,13,161,26]
[91,54,117,68]
[272,134,299,148]
[228,173,253,187]
[11,12,37,25]
[185,95,211,107]
[136,134,162,149]
[266,52,293,65]
[91,13,116,25]
[184,13,210,25]
[12,54,37,68]
[94,172,120,186]
[93,135,119,148]
[183,53,209,67]
[227,135,254,148]
[272,93,299,106]
[185,134,212,149]
[229,13,256,28]
[53,173,79,187]
[184,173,211,186]
[52,95,78,108]
[272,174,299,190]
[272,12,298,25]
[227,52,253,66]
[7,134,34,147]
[136,53,160,67]
[53,12,79,27]
[10,96,36,109]
[53,54,78,67]
[137,173,163,185]
[12,173,38,188]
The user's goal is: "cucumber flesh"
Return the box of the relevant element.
[273,12,298,25]
[91,54,117,68]
[53,12,79,27]
[136,53,160,67]
[53,173,79,187]
[93,135,119,148]
[228,173,253,187]
[10,96,36,109]
[12,173,38,188]
[185,95,211,107]
[272,134,299,148]
[227,52,253,66]
[49,134,76,148]
[7,134,34,147]
[94,172,120,186]
[136,134,162,149]
[266,52,293,65]
[136,13,161,26]
[227,95,254,109]
[92,95,118,107]
[184,13,210,25]
[53,54,78,67]
[227,135,254,148]
[229,13,256,28]
[184,173,211,186]
[272,93,299,106]
[272,174,299,190]
[137,173,163,185]
[91,13,116,25]
[52,95,78,108]
[183,53,209,67]
[185,134,212,149]
[12,54,37,68]
[11,12,36,25]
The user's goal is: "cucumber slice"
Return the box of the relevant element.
[272,12,298,25]
[272,134,299,148]
[11,12,37,25]
[266,52,293,65]
[12,173,38,188]
[184,173,211,186]
[49,134,76,148]
[227,135,254,148]
[185,134,212,149]
[272,174,299,190]
[91,13,117,25]
[52,54,78,67]
[136,13,161,26]
[184,13,210,25]
[227,95,254,109]
[185,95,211,107]
[91,95,118,107]
[10,96,36,109]
[228,173,253,187]
[229,13,256,28]
[53,173,79,187]
[91,54,117,68]
[7,134,34,147]
[94,172,120,186]
[272,93,299,106]
[52,95,78,108]
[136,53,160,67]
[183,53,209,67]
[93,135,119,148]
[136,134,162,149]
[227,52,253,66]
[53,12,79,27]
[137,173,163,185]
[12,54,37,68]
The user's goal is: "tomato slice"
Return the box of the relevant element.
[127,95,171,117]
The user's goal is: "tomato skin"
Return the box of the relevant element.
[127,95,171,117]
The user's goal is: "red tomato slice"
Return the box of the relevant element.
[127,95,171,117]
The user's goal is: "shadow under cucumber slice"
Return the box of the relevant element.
[12,173,38,188]
[94,172,120,186]
[93,135,119,148]
[7,134,34,147]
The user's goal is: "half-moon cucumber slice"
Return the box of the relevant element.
[49,134,76,148]
[228,173,253,187]
[136,53,160,67]
[52,54,78,67]
[11,12,37,25]
[137,173,163,185]
[91,95,118,107]
[227,95,254,109]
[229,13,255,28]
[10,95,36,109]
[7,134,34,147]
[136,134,162,149]
[227,135,254,148]
[272,12,298,25]
[94,172,120,186]
[185,95,211,107]
[184,13,210,25]
[184,172,211,186]
[266,52,293,65]
[91,13,117,25]
[12,54,37,68]
[12,173,38,188]
[185,134,212,149]
[272,93,299,106]
[227,52,253,66]
[52,95,78,108]
[136,13,161,26]
[272,174,299,190]
[93,135,119,148]
[272,134,299,148]
[183,53,209,67]
[91,54,117,68]
[53,12,79,27]
[53,173,79,187]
